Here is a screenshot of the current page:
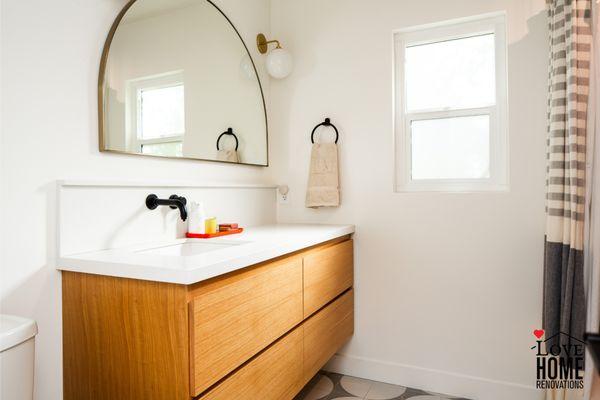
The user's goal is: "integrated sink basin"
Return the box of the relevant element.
[57,224,356,284]
[135,240,248,257]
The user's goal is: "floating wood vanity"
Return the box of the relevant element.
[61,234,354,400]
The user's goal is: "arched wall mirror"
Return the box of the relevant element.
[98,0,268,166]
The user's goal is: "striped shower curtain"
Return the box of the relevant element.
[586,2,599,399]
[544,0,593,399]
[544,0,593,342]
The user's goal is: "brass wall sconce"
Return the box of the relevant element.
[256,33,281,54]
[256,33,293,79]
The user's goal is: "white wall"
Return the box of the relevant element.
[270,1,548,399]
[0,1,273,399]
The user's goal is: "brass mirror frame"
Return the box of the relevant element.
[98,0,269,166]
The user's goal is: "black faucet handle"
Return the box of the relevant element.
[168,194,187,209]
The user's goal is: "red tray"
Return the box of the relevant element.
[186,228,244,239]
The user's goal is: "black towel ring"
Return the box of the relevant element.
[216,127,239,151]
[311,118,339,144]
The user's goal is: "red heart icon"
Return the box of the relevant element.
[533,329,545,339]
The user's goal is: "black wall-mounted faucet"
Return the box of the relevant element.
[145,194,188,221]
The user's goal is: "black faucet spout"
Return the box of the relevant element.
[145,194,188,221]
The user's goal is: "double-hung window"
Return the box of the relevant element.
[394,14,508,192]
[126,71,185,157]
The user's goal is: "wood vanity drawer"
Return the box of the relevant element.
[200,327,304,400]
[189,256,303,396]
[303,289,354,384]
[303,239,353,317]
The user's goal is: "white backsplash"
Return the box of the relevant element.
[58,180,277,256]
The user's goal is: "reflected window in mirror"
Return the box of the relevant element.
[126,71,185,157]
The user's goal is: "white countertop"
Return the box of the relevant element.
[57,224,354,285]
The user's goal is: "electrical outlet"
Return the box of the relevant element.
[278,185,290,205]
[278,192,289,205]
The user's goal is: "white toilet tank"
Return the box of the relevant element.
[0,314,38,400]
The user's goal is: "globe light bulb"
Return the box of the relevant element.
[266,48,293,79]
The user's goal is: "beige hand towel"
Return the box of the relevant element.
[216,149,239,163]
[305,143,340,208]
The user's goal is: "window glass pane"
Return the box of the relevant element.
[141,141,183,157]
[405,34,495,111]
[411,115,490,180]
[140,85,185,139]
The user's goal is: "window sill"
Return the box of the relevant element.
[395,181,509,193]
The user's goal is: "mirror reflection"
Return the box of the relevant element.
[100,0,268,165]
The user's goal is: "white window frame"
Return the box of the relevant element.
[125,70,185,154]
[393,14,509,192]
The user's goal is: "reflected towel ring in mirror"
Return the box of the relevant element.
[216,128,239,151]
[311,118,339,144]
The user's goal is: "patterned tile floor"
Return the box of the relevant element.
[294,371,471,400]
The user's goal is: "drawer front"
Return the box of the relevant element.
[62,272,190,400]
[303,289,354,384]
[190,257,303,396]
[303,240,353,317]
[200,327,304,400]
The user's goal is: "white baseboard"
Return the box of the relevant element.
[323,353,544,400]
